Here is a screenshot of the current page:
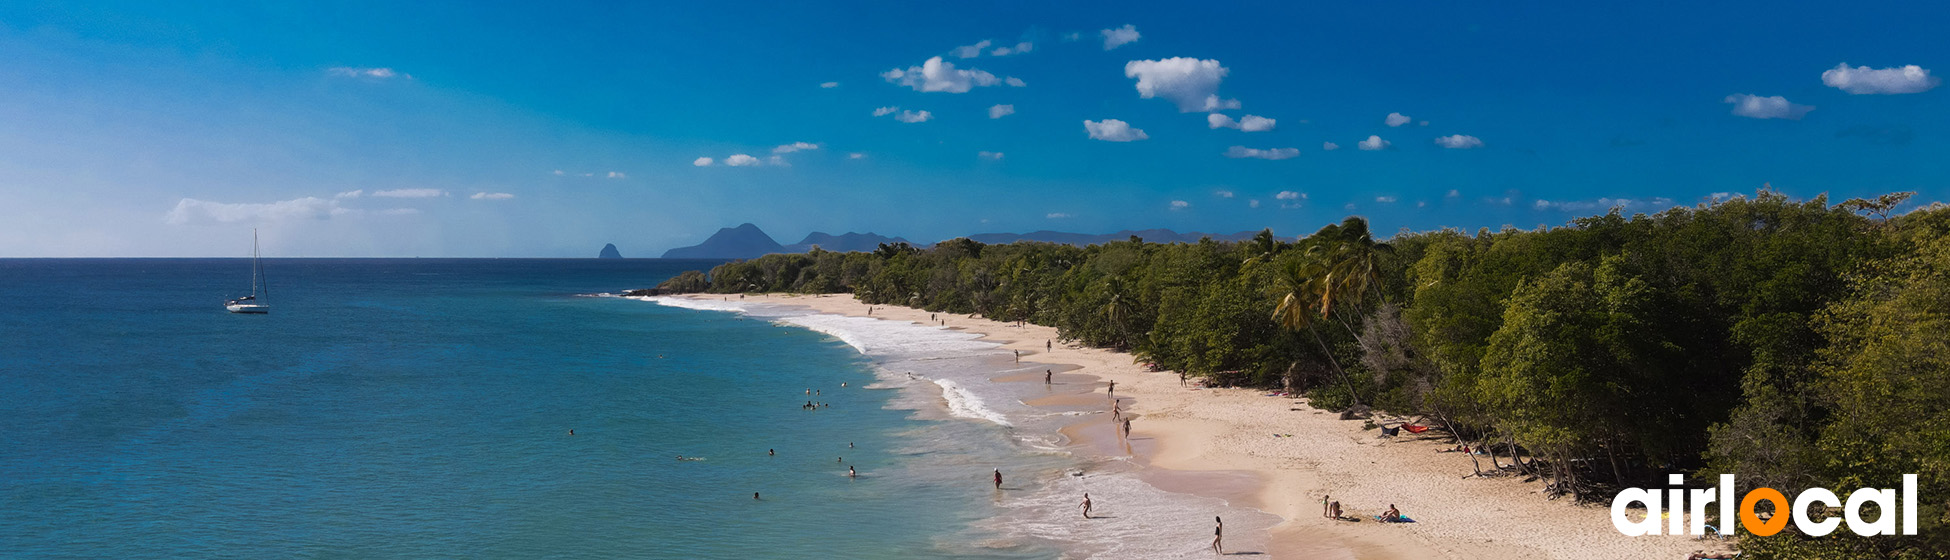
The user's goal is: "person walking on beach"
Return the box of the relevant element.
[1122,417,1132,438]
[993,469,1002,489]
[1107,380,1115,394]
[1080,494,1093,519]
[1212,516,1224,554]
[1014,350,1020,363]
[1045,369,1053,384]
[1046,339,1052,351]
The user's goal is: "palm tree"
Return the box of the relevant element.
[1100,282,1132,350]
[1239,229,1282,271]
[1271,258,1363,406]
[1306,217,1393,317]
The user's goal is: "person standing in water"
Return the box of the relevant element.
[848,466,857,478]
[1108,380,1115,394]
[993,469,1002,489]
[1122,417,1132,438]
[1080,494,1094,519]
[1045,370,1053,384]
[1013,350,1019,363]
[1212,516,1224,554]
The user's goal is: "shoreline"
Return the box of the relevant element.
[672,293,1727,559]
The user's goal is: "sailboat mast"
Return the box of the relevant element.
[251,228,262,297]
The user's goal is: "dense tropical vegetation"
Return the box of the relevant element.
[657,190,1947,558]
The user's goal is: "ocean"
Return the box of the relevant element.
[0,259,1272,559]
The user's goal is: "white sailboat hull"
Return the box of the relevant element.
[226,303,269,314]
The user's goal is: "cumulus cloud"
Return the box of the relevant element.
[166,196,351,224]
[953,40,993,59]
[1207,113,1275,131]
[1169,200,1190,210]
[1224,146,1299,160]
[1724,94,1814,120]
[1125,58,1238,112]
[1385,112,1411,127]
[1084,119,1149,141]
[882,56,1009,93]
[848,152,866,159]
[1357,135,1391,150]
[894,109,933,123]
[327,67,407,79]
[1101,24,1140,50]
[335,190,363,199]
[471,192,514,200]
[1005,76,1026,87]
[1276,191,1305,200]
[1047,212,1073,219]
[991,41,1034,56]
[989,104,1016,119]
[606,171,626,178]
[773,141,820,154]
[1249,199,1261,208]
[372,188,446,198]
[552,170,565,176]
[978,151,1004,160]
[724,154,762,166]
[1376,196,1398,203]
[1321,141,1340,151]
[1434,134,1484,149]
[693,157,715,167]
[1215,190,1235,198]
[819,81,839,88]
[873,106,899,116]
[1821,63,1939,94]
[1447,189,1461,198]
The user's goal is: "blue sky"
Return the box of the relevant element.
[0,1,1944,257]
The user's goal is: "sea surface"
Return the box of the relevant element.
[0,258,1273,559]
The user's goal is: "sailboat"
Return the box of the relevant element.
[225,229,270,314]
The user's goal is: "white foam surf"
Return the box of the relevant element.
[934,378,1013,427]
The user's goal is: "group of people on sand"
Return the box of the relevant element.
[1321,495,1407,523]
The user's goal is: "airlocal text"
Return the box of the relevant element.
[1612,474,1918,537]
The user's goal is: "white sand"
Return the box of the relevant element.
[705,294,1731,560]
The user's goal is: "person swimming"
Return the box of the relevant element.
[768,449,775,456]
[567,429,574,436]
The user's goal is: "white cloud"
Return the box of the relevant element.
[724,154,762,166]
[1357,135,1391,150]
[1125,58,1238,112]
[1434,134,1484,149]
[953,40,993,59]
[327,67,406,79]
[1215,190,1234,198]
[1006,77,1026,87]
[372,188,446,198]
[991,42,1034,56]
[1207,113,1275,131]
[1224,146,1299,160]
[166,196,352,224]
[1169,200,1190,210]
[894,109,933,123]
[1084,119,1149,141]
[819,81,839,88]
[767,155,788,166]
[1063,32,1082,42]
[848,152,866,159]
[773,141,820,154]
[1101,24,1140,50]
[989,104,1016,119]
[335,190,362,199]
[1822,63,1939,94]
[882,56,1006,93]
[1724,94,1814,120]
[603,171,623,178]
[1376,196,1398,203]
[471,192,514,200]
[1385,112,1411,127]
[873,106,899,117]
[978,151,1005,160]
[693,157,715,167]
[1047,212,1073,219]
[1321,141,1340,151]
[1275,191,1305,200]
[1249,199,1261,208]
[1446,189,1461,198]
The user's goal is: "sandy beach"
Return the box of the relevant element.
[696,293,1729,560]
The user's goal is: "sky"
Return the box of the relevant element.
[0,1,1944,257]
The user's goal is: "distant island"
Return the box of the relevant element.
[598,243,623,259]
[658,223,1259,259]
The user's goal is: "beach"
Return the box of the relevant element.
[680,293,1728,560]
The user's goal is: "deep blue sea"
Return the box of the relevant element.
[0,259,1056,559]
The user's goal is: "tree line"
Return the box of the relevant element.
[656,190,1946,558]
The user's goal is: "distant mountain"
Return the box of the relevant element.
[598,243,623,259]
[660,223,784,259]
[660,224,1269,259]
[961,228,1263,246]
[783,232,912,253]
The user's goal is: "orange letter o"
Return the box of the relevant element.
[1740,488,1791,536]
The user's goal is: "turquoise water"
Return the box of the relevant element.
[0,259,1048,559]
